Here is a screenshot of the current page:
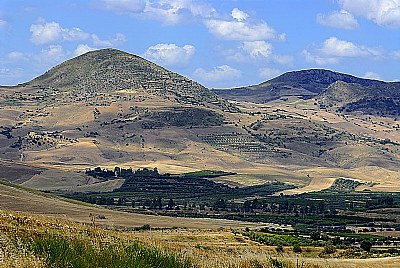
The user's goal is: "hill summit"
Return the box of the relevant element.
[212,69,387,103]
[23,48,236,111]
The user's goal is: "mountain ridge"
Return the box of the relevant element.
[212,69,392,103]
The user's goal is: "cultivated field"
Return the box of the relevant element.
[0,180,260,229]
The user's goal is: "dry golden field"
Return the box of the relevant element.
[1,207,400,268]
[0,180,260,230]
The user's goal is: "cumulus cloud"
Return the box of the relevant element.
[144,0,216,25]
[317,10,359,29]
[29,19,126,48]
[226,41,276,62]
[74,44,97,56]
[99,0,216,25]
[37,45,67,64]
[205,18,276,41]
[203,7,285,43]
[321,37,381,57]
[30,20,89,45]
[242,41,273,59]
[91,33,126,46]
[339,0,400,28]
[302,37,384,65]
[259,68,281,80]
[226,41,293,64]
[364,71,382,80]
[143,43,195,67]
[302,50,339,66]
[231,8,249,22]
[194,65,241,83]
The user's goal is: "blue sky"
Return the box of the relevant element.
[0,0,399,88]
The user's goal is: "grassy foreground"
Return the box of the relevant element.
[1,209,400,268]
[0,210,192,268]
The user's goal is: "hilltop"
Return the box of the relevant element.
[10,48,237,112]
[212,69,392,104]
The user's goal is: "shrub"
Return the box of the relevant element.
[321,245,336,255]
[269,258,287,268]
[250,259,264,268]
[275,245,284,253]
[360,240,372,252]
[310,232,320,241]
[292,245,302,254]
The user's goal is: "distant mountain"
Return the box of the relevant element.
[21,48,237,112]
[318,80,400,116]
[212,69,386,103]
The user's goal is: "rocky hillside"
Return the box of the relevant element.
[213,69,386,103]
[318,80,400,116]
[20,48,237,111]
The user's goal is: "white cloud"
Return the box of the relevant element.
[393,50,400,58]
[0,44,97,86]
[205,19,276,41]
[231,8,249,22]
[143,43,195,67]
[74,44,97,56]
[194,65,241,83]
[29,19,125,48]
[364,71,382,80]
[225,41,293,65]
[37,45,67,63]
[99,0,146,13]
[259,68,281,80]
[91,33,126,46]
[321,37,381,57]
[302,37,384,66]
[0,68,10,74]
[317,10,359,29]
[144,0,216,25]
[204,7,278,41]
[278,33,286,42]
[0,19,7,30]
[273,54,294,65]
[100,0,216,25]
[339,0,400,28]
[7,52,25,61]
[30,20,90,45]
[242,41,272,59]
[225,41,273,62]
[302,50,339,66]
